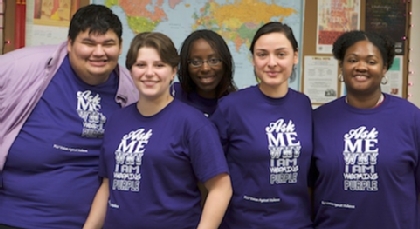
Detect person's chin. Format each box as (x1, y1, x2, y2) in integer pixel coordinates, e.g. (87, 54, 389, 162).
(198, 82, 217, 91)
(262, 78, 287, 87)
(88, 69, 110, 78)
(349, 82, 373, 90)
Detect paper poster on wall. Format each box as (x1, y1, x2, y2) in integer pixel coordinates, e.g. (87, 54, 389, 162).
(317, 0, 360, 54)
(33, 0, 78, 27)
(381, 56, 403, 97)
(26, 0, 79, 46)
(303, 56, 339, 104)
(365, 0, 407, 55)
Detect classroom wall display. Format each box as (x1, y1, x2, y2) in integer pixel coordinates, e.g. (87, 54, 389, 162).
(316, 0, 361, 54)
(365, 0, 408, 55)
(303, 55, 339, 104)
(33, 0, 77, 27)
(381, 56, 403, 97)
(91, 0, 305, 91)
(303, 0, 410, 101)
(25, 0, 89, 47)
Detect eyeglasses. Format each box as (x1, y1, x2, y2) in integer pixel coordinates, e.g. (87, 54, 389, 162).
(187, 58, 222, 68)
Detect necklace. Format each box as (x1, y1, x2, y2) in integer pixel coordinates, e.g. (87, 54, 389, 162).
(346, 94, 384, 108)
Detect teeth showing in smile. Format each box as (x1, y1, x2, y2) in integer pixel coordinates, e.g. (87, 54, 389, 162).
(199, 76, 215, 82)
(354, 75, 367, 81)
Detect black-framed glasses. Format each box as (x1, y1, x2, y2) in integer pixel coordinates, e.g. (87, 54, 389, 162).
(187, 58, 222, 68)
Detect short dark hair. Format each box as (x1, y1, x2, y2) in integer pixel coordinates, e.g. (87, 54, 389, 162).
(249, 22, 298, 54)
(178, 29, 237, 98)
(68, 4, 122, 43)
(125, 32, 179, 70)
(332, 30, 395, 70)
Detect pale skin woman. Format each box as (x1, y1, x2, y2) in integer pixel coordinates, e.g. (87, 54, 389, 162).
(83, 32, 231, 229)
(252, 29, 298, 97)
(250, 22, 316, 211)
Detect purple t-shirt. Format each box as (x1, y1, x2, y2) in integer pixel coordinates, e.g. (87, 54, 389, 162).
(173, 82, 217, 117)
(0, 55, 120, 228)
(211, 86, 313, 229)
(99, 100, 228, 229)
(312, 95, 420, 229)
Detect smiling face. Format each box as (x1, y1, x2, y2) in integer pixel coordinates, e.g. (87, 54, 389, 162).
(187, 39, 224, 98)
(252, 32, 298, 90)
(342, 40, 387, 95)
(131, 47, 176, 100)
(67, 29, 122, 85)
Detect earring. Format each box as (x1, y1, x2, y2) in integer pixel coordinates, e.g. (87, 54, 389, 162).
(170, 82, 175, 97)
(338, 74, 344, 82)
(289, 65, 297, 83)
(381, 76, 388, 85)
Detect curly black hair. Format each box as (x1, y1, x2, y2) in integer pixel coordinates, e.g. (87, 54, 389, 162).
(332, 30, 395, 70)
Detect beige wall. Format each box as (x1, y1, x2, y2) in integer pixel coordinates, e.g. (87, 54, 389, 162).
(408, 1, 420, 107)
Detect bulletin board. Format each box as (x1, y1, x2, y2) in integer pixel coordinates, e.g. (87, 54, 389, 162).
(301, 0, 409, 105)
(2, 0, 90, 54)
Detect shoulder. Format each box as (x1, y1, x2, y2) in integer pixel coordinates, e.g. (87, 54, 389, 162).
(117, 66, 138, 105)
(172, 100, 212, 128)
(313, 97, 344, 119)
(0, 42, 66, 68)
(172, 100, 208, 120)
(384, 94, 420, 119)
(217, 86, 256, 107)
(386, 94, 418, 110)
(108, 103, 136, 122)
(316, 96, 344, 110)
(287, 89, 312, 105)
(173, 82, 183, 92)
(0, 42, 68, 98)
(172, 82, 188, 101)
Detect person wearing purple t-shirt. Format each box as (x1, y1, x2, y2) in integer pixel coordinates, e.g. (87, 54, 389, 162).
(175, 29, 238, 207)
(83, 32, 232, 229)
(211, 22, 313, 229)
(175, 29, 237, 117)
(312, 30, 420, 229)
(0, 5, 137, 229)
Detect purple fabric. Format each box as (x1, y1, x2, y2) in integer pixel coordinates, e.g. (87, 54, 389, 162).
(173, 82, 217, 117)
(0, 42, 138, 173)
(211, 86, 313, 229)
(99, 100, 228, 228)
(312, 95, 420, 229)
(0, 55, 124, 228)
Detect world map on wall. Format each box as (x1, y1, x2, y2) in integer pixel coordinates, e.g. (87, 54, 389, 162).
(93, 0, 304, 90)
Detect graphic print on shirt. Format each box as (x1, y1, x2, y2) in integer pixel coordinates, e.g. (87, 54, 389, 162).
(112, 128, 153, 192)
(266, 119, 301, 184)
(77, 90, 106, 137)
(343, 126, 379, 191)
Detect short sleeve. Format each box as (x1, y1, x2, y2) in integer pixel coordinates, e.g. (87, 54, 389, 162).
(188, 122, 229, 184)
(210, 103, 230, 154)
